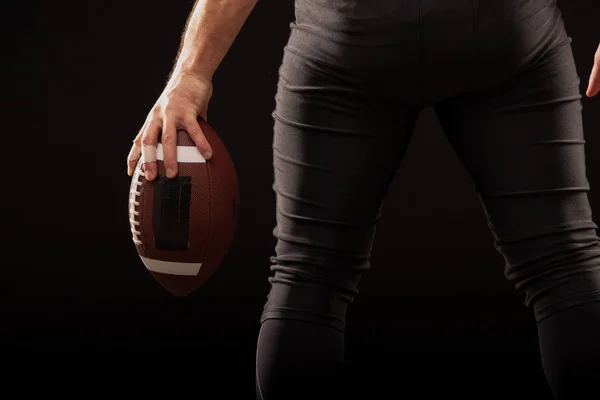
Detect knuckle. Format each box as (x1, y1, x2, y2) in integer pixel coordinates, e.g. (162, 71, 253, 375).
(163, 103, 178, 115)
(186, 123, 203, 136)
(140, 135, 155, 146)
(141, 124, 160, 145)
(187, 130, 202, 142)
(161, 132, 176, 145)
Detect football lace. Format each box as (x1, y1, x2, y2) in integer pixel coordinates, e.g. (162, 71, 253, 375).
(129, 167, 143, 245)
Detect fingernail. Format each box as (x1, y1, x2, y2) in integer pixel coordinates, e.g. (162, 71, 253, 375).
(203, 151, 212, 159)
(166, 168, 175, 178)
(145, 171, 151, 180)
(127, 167, 132, 176)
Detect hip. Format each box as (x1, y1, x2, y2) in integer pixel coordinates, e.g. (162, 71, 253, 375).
(285, 0, 573, 102)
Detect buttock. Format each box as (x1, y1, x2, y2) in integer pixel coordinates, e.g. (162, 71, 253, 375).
(289, 0, 571, 104)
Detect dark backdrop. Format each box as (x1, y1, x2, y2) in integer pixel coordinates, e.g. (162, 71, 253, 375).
(3, 0, 600, 398)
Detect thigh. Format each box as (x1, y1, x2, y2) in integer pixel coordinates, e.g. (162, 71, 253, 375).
(434, 36, 600, 322)
(261, 40, 421, 330)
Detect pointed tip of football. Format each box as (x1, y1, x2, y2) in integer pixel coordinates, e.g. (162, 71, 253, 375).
(149, 272, 202, 297)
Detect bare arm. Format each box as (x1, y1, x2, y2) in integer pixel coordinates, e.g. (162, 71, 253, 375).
(171, 0, 259, 81)
(128, 0, 258, 180)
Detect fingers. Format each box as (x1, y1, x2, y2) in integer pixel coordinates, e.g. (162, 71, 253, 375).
(129, 115, 212, 181)
(127, 121, 146, 176)
(127, 139, 142, 176)
(161, 121, 179, 179)
(185, 118, 213, 160)
(129, 97, 212, 180)
(587, 45, 600, 97)
(141, 121, 162, 181)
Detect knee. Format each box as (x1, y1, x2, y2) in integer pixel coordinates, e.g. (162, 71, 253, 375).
(499, 227, 600, 322)
(260, 279, 352, 332)
(481, 190, 600, 310)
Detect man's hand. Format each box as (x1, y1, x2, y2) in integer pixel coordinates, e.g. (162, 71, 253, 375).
(127, 72, 213, 181)
(587, 43, 600, 97)
(126, 0, 257, 180)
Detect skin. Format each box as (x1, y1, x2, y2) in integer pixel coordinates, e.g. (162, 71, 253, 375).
(127, 0, 258, 180)
(588, 44, 600, 97)
(127, 0, 600, 180)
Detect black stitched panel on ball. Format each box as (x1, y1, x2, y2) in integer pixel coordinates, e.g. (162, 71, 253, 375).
(152, 175, 192, 251)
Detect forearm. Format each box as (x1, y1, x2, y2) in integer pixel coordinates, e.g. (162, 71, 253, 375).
(171, 0, 258, 81)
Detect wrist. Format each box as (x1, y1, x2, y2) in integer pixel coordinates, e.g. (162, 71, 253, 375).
(168, 67, 213, 89)
(172, 60, 214, 82)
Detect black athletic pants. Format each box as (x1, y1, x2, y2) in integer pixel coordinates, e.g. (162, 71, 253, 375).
(256, 1, 600, 398)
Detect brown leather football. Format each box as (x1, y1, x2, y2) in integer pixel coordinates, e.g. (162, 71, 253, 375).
(128, 118, 239, 296)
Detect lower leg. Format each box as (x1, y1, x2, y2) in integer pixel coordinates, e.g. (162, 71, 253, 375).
(538, 301, 600, 399)
(255, 318, 345, 400)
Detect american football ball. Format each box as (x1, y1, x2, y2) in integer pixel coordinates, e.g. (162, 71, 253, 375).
(128, 118, 239, 296)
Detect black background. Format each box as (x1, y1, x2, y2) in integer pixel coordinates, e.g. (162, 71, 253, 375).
(3, 0, 600, 397)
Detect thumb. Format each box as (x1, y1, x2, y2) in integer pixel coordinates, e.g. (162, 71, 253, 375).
(587, 63, 600, 97)
(199, 108, 208, 122)
(587, 45, 600, 97)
